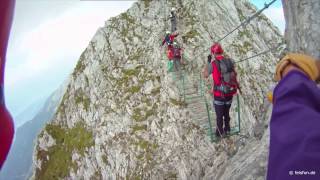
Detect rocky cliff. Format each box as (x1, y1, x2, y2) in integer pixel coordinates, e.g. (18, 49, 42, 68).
(32, 0, 283, 179)
(282, 0, 320, 59)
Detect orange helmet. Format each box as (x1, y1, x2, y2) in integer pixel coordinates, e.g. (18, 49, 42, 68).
(211, 43, 223, 54)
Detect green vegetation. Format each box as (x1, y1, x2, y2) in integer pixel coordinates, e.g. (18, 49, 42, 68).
(56, 90, 69, 116)
(132, 124, 148, 133)
(120, 27, 130, 39)
(236, 7, 245, 22)
(123, 68, 141, 77)
(133, 138, 158, 158)
(170, 98, 187, 107)
(120, 13, 135, 24)
(119, 12, 135, 42)
(131, 104, 157, 122)
(143, 0, 152, 9)
(102, 154, 108, 164)
(243, 41, 252, 51)
(132, 108, 143, 122)
(128, 49, 144, 62)
(84, 75, 89, 85)
(72, 52, 86, 78)
(75, 91, 90, 111)
(182, 30, 200, 43)
(135, 139, 151, 150)
(238, 29, 253, 39)
(230, 40, 252, 55)
(35, 122, 94, 180)
(167, 172, 178, 179)
(257, 14, 269, 22)
(93, 171, 103, 180)
(128, 85, 142, 94)
(115, 66, 142, 88)
(113, 65, 162, 97)
(151, 87, 161, 95)
(130, 137, 159, 179)
(180, 3, 197, 27)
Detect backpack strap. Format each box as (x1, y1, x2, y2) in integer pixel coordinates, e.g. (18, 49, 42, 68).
(222, 58, 234, 72)
(213, 60, 221, 75)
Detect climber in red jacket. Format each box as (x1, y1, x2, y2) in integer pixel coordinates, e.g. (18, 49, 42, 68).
(161, 31, 179, 47)
(204, 43, 240, 137)
(0, 0, 15, 169)
(166, 41, 184, 71)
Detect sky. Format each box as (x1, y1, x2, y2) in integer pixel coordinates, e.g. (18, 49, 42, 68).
(5, 0, 137, 117)
(5, 0, 285, 121)
(250, 0, 284, 33)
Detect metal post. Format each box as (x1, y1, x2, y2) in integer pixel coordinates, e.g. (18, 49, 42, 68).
(237, 94, 241, 133)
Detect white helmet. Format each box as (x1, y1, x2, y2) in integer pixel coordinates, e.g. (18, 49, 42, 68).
(171, 7, 176, 12)
(166, 31, 171, 34)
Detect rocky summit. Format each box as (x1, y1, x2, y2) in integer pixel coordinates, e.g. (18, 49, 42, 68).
(32, 0, 283, 179)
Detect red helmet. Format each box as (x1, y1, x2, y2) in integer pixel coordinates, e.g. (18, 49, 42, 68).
(211, 43, 223, 54)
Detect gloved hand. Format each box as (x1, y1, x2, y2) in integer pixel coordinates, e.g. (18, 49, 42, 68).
(275, 53, 319, 81)
(207, 54, 212, 63)
(266, 84, 276, 103)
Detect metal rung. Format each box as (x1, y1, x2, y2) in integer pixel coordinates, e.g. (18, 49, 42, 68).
(188, 103, 205, 108)
(189, 109, 206, 113)
(191, 115, 208, 120)
(185, 96, 202, 101)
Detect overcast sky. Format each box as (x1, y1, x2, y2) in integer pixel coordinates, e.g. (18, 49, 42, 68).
(5, 0, 285, 120)
(5, 0, 136, 117)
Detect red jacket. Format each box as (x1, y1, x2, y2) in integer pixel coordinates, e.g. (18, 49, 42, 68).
(167, 46, 174, 60)
(167, 46, 182, 60)
(0, 0, 15, 169)
(161, 33, 179, 46)
(211, 55, 237, 97)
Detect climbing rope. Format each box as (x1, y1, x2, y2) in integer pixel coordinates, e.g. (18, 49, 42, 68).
(235, 42, 283, 64)
(217, 0, 278, 42)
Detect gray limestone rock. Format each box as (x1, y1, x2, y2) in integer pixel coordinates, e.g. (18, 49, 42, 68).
(31, 0, 283, 179)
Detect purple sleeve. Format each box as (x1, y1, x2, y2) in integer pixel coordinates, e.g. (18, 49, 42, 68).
(267, 70, 320, 180)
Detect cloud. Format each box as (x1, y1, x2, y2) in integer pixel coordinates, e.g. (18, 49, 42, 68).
(6, 1, 135, 87)
(5, 1, 135, 116)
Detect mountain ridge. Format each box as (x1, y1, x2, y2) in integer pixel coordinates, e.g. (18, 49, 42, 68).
(32, 0, 282, 179)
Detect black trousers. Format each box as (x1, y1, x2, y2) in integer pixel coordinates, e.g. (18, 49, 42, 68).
(213, 96, 233, 136)
(171, 18, 177, 32)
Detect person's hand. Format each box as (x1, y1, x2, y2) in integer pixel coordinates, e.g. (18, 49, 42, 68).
(275, 53, 319, 81)
(267, 91, 273, 103)
(207, 54, 212, 63)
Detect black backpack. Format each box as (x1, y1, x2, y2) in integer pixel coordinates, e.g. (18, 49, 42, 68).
(214, 58, 238, 94)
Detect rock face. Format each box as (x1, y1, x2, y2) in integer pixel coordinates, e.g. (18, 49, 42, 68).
(282, 0, 320, 59)
(32, 0, 283, 179)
